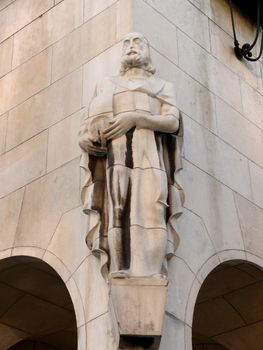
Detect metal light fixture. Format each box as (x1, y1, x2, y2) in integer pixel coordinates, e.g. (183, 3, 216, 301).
(229, 0, 263, 61)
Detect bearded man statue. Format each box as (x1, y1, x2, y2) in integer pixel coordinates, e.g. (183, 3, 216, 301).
(79, 32, 184, 279)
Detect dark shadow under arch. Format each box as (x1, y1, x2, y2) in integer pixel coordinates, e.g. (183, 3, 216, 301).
(0, 256, 77, 350)
(192, 259, 263, 350)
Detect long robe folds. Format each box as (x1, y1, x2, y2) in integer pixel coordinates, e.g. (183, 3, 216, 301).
(79, 75, 184, 278)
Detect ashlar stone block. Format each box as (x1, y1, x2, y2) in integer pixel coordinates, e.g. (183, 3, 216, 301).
(0, 188, 24, 250)
(47, 206, 89, 274)
(0, 113, 7, 154)
(150, 49, 217, 133)
(72, 255, 109, 323)
(144, 0, 210, 50)
(47, 109, 83, 172)
(178, 30, 242, 113)
(52, 5, 116, 82)
(241, 80, 263, 130)
(210, 21, 262, 93)
(12, 0, 83, 68)
(175, 209, 216, 274)
(0, 36, 13, 78)
(84, 0, 117, 22)
(132, 0, 178, 65)
(83, 42, 121, 106)
(14, 158, 80, 249)
(166, 256, 195, 322)
(6, 68, 82, 151)
(0, 48, 52, 116)
(0, 0, 53, 44)
(216, 98, 263, 168)
(0, 0, 15, 11)
(249, 161, 263, 209)
(183, 160, 245, 252)
(0, 132, 47, 198)
(235, 193, 263, 258)
(184, 115, 252, 200)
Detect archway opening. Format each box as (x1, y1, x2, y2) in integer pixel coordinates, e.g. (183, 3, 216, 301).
(0, 256, 77, 350)
(192, 260, 263, 350)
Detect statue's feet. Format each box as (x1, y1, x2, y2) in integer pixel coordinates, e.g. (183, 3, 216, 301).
(110, 270, 130, 279)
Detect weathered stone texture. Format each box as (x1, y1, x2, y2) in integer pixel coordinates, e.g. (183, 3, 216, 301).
(0, 0, 54, 43)
(14, 158, 80, 250)
(0, 132, 48, 198)
(0, 37, 13, 78)
(12, 0, 84, 68)
(6, 68, 82, 151)
(52, 4, 116, 81)
(0, 48, 52, 116)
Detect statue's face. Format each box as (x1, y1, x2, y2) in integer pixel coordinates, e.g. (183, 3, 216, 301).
(121, 33, 150, 69)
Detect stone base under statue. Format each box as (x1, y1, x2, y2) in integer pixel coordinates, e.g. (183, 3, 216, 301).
(109, 277, 168, 349)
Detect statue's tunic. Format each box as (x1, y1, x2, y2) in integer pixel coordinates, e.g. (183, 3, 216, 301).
(80, 75, 184, 277)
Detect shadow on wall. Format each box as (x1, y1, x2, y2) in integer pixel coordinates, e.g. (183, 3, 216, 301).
(0, 256, 77, 350)
(192, 260, 263, 350)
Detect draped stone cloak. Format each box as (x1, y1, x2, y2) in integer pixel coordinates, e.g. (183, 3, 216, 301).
(79, 74, 184, 278)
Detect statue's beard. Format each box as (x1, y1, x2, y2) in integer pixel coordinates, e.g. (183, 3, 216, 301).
(121, 52, 149, 70)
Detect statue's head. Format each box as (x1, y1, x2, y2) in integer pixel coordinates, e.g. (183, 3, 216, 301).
(120, 32, 156, 75)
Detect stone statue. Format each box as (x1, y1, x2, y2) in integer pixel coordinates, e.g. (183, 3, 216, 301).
(79, 32, 184, 279)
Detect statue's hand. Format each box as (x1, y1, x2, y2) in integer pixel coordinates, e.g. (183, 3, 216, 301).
(103, 112, 138, 140)
(79, 134, 107, 157)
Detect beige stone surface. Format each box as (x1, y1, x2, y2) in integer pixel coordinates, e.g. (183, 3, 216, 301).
(184, 116, 252, 200)
(0, 188, 24, 250)
(110, 277, 167, 336)
(235, 193, 263, 258)
(210, 21, 262, 92)
(178, 30, 242, 113)
(0, 0, 53, 44)
(166, 256, 195, 321)
(132, 0, 178, 65)
(83, 42, 121, 106)
(0, 113, 7, 154)
(216, 98, 263, 168)
(47, 110, 83, 172)
(145, 0, 210, 50)
(0, 37, 13, 78)
(116, 0, 133, 40)
(12, 246, 44, 259)
(0, 48, 52, 116)
(0, 132, 47, 198)
(6, 68, 82, 151)
(84, 0, 117, 22)
(86, 312, 117, 350)
(72, 255, 109, 322)
(183, 160, 245, 252)
(12, 0, 83, 68)
(241, 80, 263, 130)
(14, 158, 80, 249)
(52, 5, 116, 82)
(185, 276, 201, 326)
(250, 161, 263, 208)
(47, 206, 89, 273)
(66, 277, 86, 327)
(176, 209, 216, 274)
(160, 315, 185, 350)
(151, 49, 217, 133)
(43, 250, 71, 282)
(0, 0, 15, 11)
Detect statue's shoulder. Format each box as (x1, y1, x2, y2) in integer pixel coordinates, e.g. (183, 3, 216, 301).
(96, 76, 115, 93)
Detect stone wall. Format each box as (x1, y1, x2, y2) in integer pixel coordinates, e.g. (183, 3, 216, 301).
(0, 0, 263, 349)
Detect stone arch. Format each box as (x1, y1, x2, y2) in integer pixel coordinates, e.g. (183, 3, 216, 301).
(191, 252, 263, 350)
(0, 254, 80, 350)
